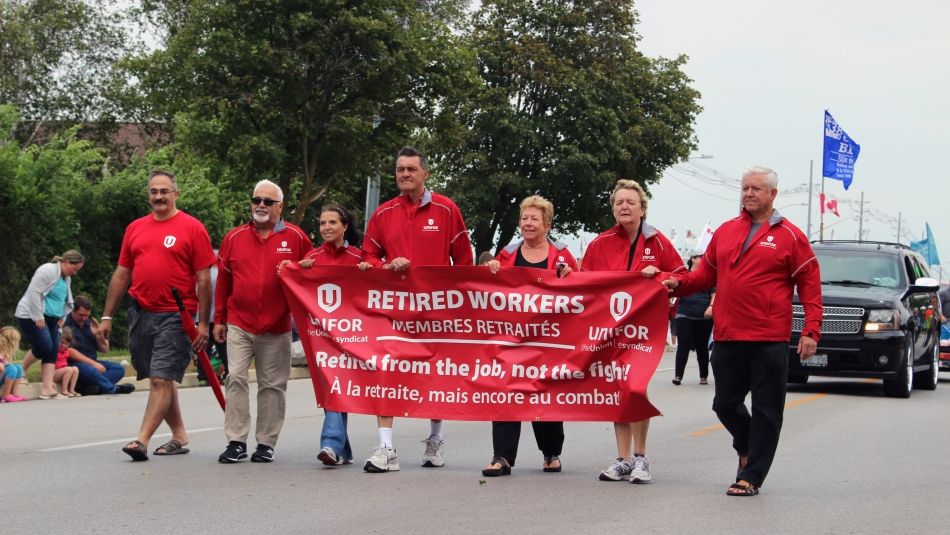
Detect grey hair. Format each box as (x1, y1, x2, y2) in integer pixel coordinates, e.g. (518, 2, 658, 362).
(742, 165, 778, 189)
(254, 179, 284, 201)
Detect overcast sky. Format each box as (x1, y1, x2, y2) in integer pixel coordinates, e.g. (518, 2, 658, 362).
(619, 0, 949, 277)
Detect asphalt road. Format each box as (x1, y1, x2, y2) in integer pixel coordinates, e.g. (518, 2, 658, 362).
(3, 351, 949, 534)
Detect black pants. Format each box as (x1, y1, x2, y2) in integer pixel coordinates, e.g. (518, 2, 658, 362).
(491, 421, 564, 466)
(674, 317, 713, 379)
(711, 341, 788, 488)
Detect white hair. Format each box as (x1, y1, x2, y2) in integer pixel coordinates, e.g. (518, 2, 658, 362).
(254, 179, 284, 201)
(742, 165, 778, 190)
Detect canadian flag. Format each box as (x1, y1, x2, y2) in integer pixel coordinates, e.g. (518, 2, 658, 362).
(819, 193, 840, 217)
(686, 229, 695, 239)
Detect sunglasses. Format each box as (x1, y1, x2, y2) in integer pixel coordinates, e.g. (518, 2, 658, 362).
(251, 197, 280, 207)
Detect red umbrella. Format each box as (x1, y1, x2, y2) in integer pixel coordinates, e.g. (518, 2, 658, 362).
(172, 288, 226, 410)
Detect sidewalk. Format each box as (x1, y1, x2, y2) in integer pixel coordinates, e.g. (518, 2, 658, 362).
(16, 365, 312, 400)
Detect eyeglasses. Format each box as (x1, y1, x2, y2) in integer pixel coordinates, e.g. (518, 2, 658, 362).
(251, 197, 280, 207)
(148, 188, 177, 196)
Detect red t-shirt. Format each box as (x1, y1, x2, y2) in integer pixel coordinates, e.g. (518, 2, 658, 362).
(118, 211, 216, 313)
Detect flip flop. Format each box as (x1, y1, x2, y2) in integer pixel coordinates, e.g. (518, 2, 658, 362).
(543, 455, 562, 473)
(727, 482, 759, 496)
(122, 440, 149, 461)
(154, 439, 190, 456)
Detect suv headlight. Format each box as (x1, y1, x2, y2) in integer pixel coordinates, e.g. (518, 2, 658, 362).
(865, 309, 899, 331)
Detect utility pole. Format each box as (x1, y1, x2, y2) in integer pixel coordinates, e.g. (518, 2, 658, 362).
(857, 191, 865, 242)
(896, 212, 902, 244)
(806, 160, 813, 239)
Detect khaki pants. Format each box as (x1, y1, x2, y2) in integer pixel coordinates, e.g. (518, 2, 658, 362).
(224, 325, 292, 447)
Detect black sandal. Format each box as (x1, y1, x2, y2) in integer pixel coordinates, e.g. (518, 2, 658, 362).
(543, 455, 561, 473)
(482, 457, 511, 477)
(727, 482, 759, 496)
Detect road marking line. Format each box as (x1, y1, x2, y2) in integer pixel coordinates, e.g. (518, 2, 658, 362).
(37, 426, 222, 452)
(689, 393, 828, 436)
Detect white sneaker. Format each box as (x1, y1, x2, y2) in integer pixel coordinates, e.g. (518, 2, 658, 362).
(317, 447, 339, 466)
(363, 447, 399, 472)
(630, 455, 652, 483)
(421, 435, 445, 467)
(598, 458, 633, 481)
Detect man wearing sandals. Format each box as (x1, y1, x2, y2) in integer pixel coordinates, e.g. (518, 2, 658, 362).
(663, 166, 821, 496)
(100, 170, 216, 461)
(213, 180, 312, 463)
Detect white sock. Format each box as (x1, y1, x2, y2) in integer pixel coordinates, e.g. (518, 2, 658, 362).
(429, 420, 443, 439)
(378, 427, 393, 449)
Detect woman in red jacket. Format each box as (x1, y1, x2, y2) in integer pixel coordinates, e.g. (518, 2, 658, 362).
(582, 180, 686, 484)
(280, 204, 363, 466)
(481, 195, 577, 476)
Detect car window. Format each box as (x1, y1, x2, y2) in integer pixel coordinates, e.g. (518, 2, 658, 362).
(911, 256, 931, 279)
(816, 250, 904, 288)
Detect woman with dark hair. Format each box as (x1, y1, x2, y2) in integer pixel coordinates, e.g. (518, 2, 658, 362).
(481, 195, 576, 476)
(280, 204, 362, 466)
(672, 253, 715, 385)
(15, 250, 84, 399)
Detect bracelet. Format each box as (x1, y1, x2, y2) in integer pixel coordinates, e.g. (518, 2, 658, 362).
(101, 316, 112, 320)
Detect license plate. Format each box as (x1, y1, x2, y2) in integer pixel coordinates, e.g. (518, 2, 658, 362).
(802, 354, 828, 367)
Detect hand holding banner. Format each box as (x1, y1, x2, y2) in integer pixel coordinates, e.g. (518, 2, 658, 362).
(280, 264, 670, 423)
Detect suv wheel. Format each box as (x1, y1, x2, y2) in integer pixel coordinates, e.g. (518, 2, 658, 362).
(913, 341, 939, 391)
(883, 343, 913, 398)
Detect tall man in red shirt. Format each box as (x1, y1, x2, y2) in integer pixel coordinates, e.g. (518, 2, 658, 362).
(664, 166, 822, 496)
(359, 146, 474, 472)
(213, 180, 312, 463)
(101, 170, 217, 461)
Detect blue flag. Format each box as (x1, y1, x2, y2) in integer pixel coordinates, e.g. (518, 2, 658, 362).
(823, 110, 861, 190)
(910, 223, 941, 266)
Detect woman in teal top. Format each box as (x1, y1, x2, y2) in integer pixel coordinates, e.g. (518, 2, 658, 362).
(15, 250, 84, 399)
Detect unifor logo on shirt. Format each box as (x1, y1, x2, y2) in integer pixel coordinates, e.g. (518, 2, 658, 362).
(758, 235, 777, 249)
(641, 246, 655, 261)
(163, 235, 176, 248)
(609, 291, 633, 322)
(422, 217, 440, 232)
(276, 239, 293, 254)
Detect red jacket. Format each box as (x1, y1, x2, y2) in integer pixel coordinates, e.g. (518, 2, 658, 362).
(495, 239, 579, 270)
(581, 223, 686, 274)
(303, 241, 363, 266)
(673, 210, 822, 343)
(363, 190, 474, 267)
(215, 220, 313, 335)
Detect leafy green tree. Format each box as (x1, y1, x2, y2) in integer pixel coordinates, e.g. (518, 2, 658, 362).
(0, 0, 133, 125)
(123, 0, 472, 231)
(437, 0, 701, 253)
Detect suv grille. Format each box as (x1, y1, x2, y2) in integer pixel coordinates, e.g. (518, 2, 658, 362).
(792, 305, 864, 335)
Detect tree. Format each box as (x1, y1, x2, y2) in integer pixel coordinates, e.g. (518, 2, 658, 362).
(0, 0, 133, 127)
(436, 0, 701, 254)
(124, 0, 473, 230)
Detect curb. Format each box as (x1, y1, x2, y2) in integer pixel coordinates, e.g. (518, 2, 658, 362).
(14, 365, 311, 401)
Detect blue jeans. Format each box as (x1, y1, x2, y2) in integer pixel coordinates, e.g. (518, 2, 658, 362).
(17, 315, 60, 364)
(74, 360, 125, 394)
(321, 411, 352, 461)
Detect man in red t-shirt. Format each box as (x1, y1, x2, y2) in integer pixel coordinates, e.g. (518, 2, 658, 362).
(100, 170, 216, 461)
(358, 146, 474, 473)
(213, 180, 312, 464)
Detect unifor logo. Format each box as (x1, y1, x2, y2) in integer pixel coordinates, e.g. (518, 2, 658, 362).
(644, 247, 651, 255)
(767, 235, 774, 243)
(609, 291, 633, 322)
(428, 218, 434, 225)
(317, 283, 342, 314)
(281, 241, 288, 247)
(163, 235, 176, 248)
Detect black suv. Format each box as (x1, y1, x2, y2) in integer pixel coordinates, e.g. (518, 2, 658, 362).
(788, 241, 941, 398)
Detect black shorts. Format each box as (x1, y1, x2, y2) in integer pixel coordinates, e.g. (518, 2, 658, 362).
(128, 302, 192, 382)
